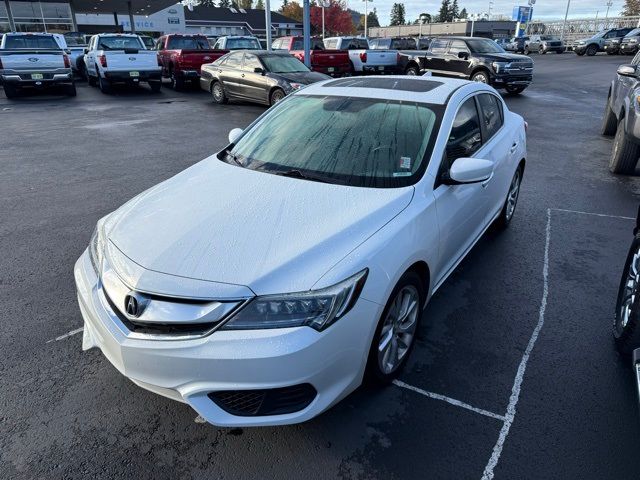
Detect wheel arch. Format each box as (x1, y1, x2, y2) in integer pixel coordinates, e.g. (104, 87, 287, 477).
(470, 65, 491, 79)
(405, 261, 431, 305)
(405, 60, 420, 73)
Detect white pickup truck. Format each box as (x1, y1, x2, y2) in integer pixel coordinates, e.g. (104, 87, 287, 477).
(84, 34, 161, 93)
(0, 32, 75, 98)
(323, 36, 400, 74)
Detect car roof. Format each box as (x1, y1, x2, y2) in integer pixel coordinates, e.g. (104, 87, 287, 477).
(294, 75, 475, 105)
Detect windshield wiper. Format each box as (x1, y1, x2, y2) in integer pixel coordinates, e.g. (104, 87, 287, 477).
(273, 169, 332, 184)
(225, 151, 243, 167)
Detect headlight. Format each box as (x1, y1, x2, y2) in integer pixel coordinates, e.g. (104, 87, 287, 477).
(578, 41, 586, 45)
(221, 269, 368, 331)
(89, 219, 106, 274)
(289, 82, 304, 90)
(631, 38, 638, 43)
(492, 61, 510, 72)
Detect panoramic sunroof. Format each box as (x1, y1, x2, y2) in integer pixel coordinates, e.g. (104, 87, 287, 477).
(323, 77, 443, 93)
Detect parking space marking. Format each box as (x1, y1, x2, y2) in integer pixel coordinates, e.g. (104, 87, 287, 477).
(393, 380, 506, 421)
(551, 207, 634, 221)
(46, 326, 84, 344)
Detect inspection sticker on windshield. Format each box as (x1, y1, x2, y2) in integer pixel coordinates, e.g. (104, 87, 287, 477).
(399, 156, 412, 170)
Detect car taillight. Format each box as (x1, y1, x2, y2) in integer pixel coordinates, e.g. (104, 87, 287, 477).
(359, 52, 367, 63)
(98, 55, 107, 68)
(63, 54, 70, 68)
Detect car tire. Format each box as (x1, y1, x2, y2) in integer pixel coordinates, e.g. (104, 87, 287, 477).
(365, 270, 425, 384)
(149, 81, 161, 93)
(87, 67, 97, 87)
(609, 118, 640, 174)
(170, 68, 184, 91)
(66, 83, 77, 97)
(601, 98, 618, 136)
(98, 74, 111, 94)
(505, 85, 527, 95)
(576, 50, 585, 56)
(494, 166, 523, 229)
(211, 81, 228, 104)
(269, 88, 285, 106)
(3, 84, 18, 99)
(614, 235, 640, 357)
(471, 70, 490, 84)
(586, 44, 598, 56)
(405, 65, 419, 76)
(539, 46, 546, 54)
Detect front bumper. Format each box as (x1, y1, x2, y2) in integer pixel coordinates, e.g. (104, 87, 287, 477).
(104, 69, 161, 83)
(572, 45, 588, 54)
(1, 68, 73, 87)
(542, 45, 565, 53)
(492, 73, 533, 89)
(604, 43, 621, 53)
(74, 250, 381, 427)
(361, 65, 400, 75)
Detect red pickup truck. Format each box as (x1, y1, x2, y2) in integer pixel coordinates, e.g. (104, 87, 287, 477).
(156, 34, 227, 90)
(272, 36, 351, 77)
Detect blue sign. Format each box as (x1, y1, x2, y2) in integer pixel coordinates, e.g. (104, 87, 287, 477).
(512, 6, 532, 23)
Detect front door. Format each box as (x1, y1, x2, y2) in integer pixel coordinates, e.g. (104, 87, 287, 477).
(445, 40, 472, 78)
(239, 52, 269, 103)
(424, 38, 450, 75)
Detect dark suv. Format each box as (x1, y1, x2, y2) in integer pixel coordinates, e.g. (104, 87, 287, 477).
(620, 28, 640, 55)
(418, 36, 533, 94)
(602, 51, 640, 174)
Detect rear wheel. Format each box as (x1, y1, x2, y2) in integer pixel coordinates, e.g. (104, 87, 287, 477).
(366, 271, 424, 383)
(66, 83, 77, 97)
(505, 85, 527, 95)
(609, 118, 640, 174)
(169, 68, 184, 91)
(211, 81, 228, 104)
(614, 236, 640, 357)
(586, 44, 598, 56)
(3, 84, 18, 99)
(539, 46, 546, 54)
(601, 97, 618, 136)
(269, 88, 285, 106)
(98, 74, 111, 94)
(405, 65, 419, 76)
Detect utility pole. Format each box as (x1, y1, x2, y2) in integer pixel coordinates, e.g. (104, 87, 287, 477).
(605, 0, 613, 20)
(362, 0, 372, 38)
(303, 0, 310, 67)
(561, 0, 571, 42)
(265, 0, 272, 50)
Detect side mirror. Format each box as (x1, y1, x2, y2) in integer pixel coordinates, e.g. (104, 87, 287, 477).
(228, 127, 243, 144)
(617, 64, 638, 77)
(458, 51, 469, 60)
(447, 157, 494, 184)
(83, 48, 89, 54)
(254, 67, 264, 75)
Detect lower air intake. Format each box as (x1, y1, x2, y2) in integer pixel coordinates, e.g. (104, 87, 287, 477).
(208, 383, 317, 416)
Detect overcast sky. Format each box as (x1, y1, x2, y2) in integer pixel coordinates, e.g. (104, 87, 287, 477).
(271, 0, 624, 27)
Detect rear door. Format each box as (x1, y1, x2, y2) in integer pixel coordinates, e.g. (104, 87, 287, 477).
(218, 51, 243, 97)
(424, 38, 450, 74)
(238, 52, 269, 103)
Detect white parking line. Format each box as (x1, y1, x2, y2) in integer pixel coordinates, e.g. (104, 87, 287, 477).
(551, 207, 635, 220)
(46, 326, 84, 343)
(393, 380, 506, 421)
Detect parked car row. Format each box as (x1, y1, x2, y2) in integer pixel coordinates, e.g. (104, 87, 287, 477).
(503, 35, 566, 55)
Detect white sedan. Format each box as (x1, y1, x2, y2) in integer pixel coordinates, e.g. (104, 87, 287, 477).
(74, 76, 527, 426)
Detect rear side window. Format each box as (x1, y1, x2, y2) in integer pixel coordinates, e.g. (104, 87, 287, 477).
(446, 97, 482, 163)
(4, 35, 59, 49)
(477, 94, 504, 142)
(430, 39, 449, 54)
(292, 39, 303, 50)
(225, 52, 242, 68)
(324, 38, 338, 49)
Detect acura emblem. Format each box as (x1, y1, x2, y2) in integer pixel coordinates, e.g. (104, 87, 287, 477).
(128, 57, 136, 61)
(28, 57, 38, 62)
(124, 294, 141, 317)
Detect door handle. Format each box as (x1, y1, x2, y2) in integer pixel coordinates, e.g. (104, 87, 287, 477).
(510, 142, 518, 154)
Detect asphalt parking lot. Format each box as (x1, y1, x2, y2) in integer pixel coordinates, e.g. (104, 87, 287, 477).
(2, 53, 640, 479)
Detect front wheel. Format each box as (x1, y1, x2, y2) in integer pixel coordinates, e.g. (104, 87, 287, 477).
(505, 85, 527, 95)
(495, 166, 522, 229)
(586, 44, 598, 56)
(576, 50, 586, 56)
(405, 65, 419, 76)
(601, 98, 617, 136)
(539, 46, 546, 54)
(609, 118, 640, 174)
(614, 236, 640, 357)
(471, 70, 490, 84)
(365, 271, 425, 384)
(269, 88, 285, 106)
(170, 69, 184, 91)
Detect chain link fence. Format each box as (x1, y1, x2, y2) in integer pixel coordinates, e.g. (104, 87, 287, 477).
(528, 16, 640, 44)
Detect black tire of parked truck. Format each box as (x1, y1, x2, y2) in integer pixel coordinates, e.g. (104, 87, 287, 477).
(614, 235, 640, 357)
(3, 84, 18, 99)
(405, 65, 420, 76)
(609, 118, 640, 174)
(66, 83, 77, 97)
(149, 81, 161, 93)
(98, 75, 112, 94)
(87, 67, 97, 86)
(586, 44, 599, 56)
(601, 98, 618, 136)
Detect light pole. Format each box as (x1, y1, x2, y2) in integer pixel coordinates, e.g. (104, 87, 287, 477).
(320, 0, 329, 40)
(265, 0, 272, 50)
(605, 0, 613, 20)
(419, 14, 428, 38)
(560, 0, 571, 42)
(362, 0, 372, 38)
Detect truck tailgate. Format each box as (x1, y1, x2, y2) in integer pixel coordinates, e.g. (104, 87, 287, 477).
(0, 49, 65, 70)
(310, 49, 350, 67)
(363, 50, 398, 66)
(105, 50, 159, 71)
(177, 50, 225, 70)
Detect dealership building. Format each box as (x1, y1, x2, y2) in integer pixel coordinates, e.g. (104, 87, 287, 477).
(0, 1, 301, 38)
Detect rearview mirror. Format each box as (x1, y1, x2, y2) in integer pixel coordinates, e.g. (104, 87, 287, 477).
(254, 67, 264, 75)
(617, 64, 638, 77)
(448, 157, 494, 184)
(228, 128, 243, 144)
(458, 51, 469, 60)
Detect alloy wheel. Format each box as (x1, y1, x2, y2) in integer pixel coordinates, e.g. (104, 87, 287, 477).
(618, 247, 640, 334)
(212, 83, 223, 102)
(377, 285, 419, 375)
(472, 72, 488, 83)
(505, 169, 521, 221)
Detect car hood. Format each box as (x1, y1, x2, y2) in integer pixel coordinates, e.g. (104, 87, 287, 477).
(478, 52, 532, 62)
(107, 156, 414, 296)
(270, 70, 330, 84)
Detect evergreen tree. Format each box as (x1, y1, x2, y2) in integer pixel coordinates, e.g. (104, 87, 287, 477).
(451, 0, 459, 19)
(255, 0, 265, 9)
(437, 0, 451, 22)
(389, 3, 406, 26)
(367, 8, 380, 28)
(218, 0, 232, 7)
(459, 7, 467, 19)
(622, 0, 640, 15)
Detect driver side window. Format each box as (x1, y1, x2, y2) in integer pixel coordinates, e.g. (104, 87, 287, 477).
(445, 97, 482, 164)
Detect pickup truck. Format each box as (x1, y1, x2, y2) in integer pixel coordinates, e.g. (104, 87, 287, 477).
(406, 36, 533, 94)
(62, 32, 88, 76)
(156, 34, 226, 90)
(0, 32, 75, 98)
(323, 36, 400, 74)
(84, 33, 161, 94)
(211, 36, 261, 51)
(272, 36, 351, 77)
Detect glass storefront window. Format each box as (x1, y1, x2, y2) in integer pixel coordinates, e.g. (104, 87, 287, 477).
(8, 2, 73, 33)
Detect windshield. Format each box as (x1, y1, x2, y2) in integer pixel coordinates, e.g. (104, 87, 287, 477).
(226, 38, 260, 49)
(167, 36, 209, 49)
(5, 35, 59, 49)
(626, 28, 640, 37)
(262, 55, 309, 73)
(467, 38, 505, 53)
(141, 37, 155, 48)
(540, 36, 556, 41)
(98, 36, 143, 50)
(292, 38, 325, 50)
(224, 95, 441, 188)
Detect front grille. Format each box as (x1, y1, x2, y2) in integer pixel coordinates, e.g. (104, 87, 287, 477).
(208, 384, 317, 416)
